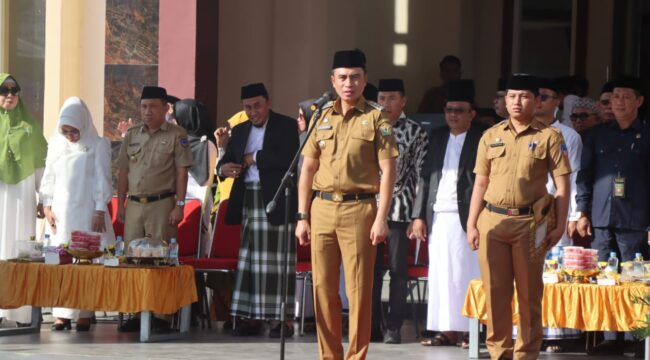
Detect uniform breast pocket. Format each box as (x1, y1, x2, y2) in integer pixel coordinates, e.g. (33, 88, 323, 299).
(524, 145, 548, 177)
(486, 146, 507, 174)
(153, 139, 174, 165)
(315, 130, 335, 156)
(350, 126, 376, 158)
(126, 146, 143, 164)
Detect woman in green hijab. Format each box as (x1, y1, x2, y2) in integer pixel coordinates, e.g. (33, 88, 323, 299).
(0, 73, 48, 324)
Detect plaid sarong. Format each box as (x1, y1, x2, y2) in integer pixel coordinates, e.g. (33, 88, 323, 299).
(230, 182, 296, 320)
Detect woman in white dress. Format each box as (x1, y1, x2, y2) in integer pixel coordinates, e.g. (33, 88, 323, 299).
(0, 73, 48, 325)
(40, 97, 115, 331)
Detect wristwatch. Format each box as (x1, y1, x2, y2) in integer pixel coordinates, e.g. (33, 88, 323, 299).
(176, 200, 186, 207)
(295, 212, 309, 221)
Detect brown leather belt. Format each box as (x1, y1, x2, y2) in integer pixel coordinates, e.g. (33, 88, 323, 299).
(314, 191, 376, 202)
(128, 192, 175, 204)
(485, 203, 533, 216)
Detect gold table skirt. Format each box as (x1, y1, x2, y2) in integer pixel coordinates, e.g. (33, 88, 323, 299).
(462, 278, 649, 331)
(0, 261, 197, 315)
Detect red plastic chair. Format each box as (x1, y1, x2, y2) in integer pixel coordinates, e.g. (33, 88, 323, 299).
(407, 238, 429, 338)
(180, 199, 242, 329)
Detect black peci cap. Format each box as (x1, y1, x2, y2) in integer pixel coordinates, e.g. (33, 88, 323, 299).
(141, 86, 168, 100)
(332, 49, 366, 70)
(446, 79, 475, 103)
(506, 74, 539, 95)
(378, 78, 405, 94)
(240, 83, 268, 100)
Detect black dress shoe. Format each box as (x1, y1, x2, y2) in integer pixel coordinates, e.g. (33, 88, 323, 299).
(76, 322, 91, 332)
(269, 323, 294, 338)
(117, 318, 140, 332)
(51, 319, 71, 331)
(384, 328, 401, 344)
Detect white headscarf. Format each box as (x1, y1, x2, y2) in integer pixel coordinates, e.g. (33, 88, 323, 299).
(48, 97, 101, 156)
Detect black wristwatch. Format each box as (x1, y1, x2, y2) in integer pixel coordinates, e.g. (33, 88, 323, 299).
(295, 212, 309, 221)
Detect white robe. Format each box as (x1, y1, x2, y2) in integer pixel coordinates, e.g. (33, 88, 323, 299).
(545, 120, 583, 246)
(0, 170, 42, 323)
(39, 97, 115, 320)
(426, 132, 480, 332)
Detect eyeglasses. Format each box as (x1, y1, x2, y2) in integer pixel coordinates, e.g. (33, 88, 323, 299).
(444, 107, 470, 115)
(540, 94, 557, 102)
(600, 99, 611, 106)
(0, 86, 20, 96)
(570, 112, 594, 121)
(60, 129, 80, 136)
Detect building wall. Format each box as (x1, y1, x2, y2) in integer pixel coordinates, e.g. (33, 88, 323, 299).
(216, 0, 503, 125)
(43, 0, 105, 138)
(585, 0, 614, 98)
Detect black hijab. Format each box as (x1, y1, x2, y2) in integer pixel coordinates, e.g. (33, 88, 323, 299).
(174, 99, 215, 186)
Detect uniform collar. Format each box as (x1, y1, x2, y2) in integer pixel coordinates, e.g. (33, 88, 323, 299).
(140, 120, 170, 133)
(501, 118, 546, 133)
(609, 118, 642, 131)
(333, 96, 366, 115)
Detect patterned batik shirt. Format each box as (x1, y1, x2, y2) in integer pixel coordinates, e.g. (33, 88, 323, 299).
(388, 113, 429, 222)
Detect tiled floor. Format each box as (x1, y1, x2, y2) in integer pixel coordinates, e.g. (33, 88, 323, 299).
(0, 316, 634, 360)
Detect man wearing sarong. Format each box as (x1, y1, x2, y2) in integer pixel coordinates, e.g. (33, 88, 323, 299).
(217, 83, 300, 337)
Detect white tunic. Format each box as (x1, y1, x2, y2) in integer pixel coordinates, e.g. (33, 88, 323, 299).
(0, 171, 41, 323)
(243, 121, 267, 183)
(427, 132, 480, 332)
(546, 120, 583, 246)
(39, 98, 115, 320)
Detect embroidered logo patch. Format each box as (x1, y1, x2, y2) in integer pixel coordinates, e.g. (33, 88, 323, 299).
(379, 124, 392, 136)
(560, 143, 568, 155)
(180, 138, 189, 147)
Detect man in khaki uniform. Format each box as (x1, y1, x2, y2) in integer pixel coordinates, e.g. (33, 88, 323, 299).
(117, 86, 193, 244)
(296, 49, 398, 360)
(466, 75, 571, 360)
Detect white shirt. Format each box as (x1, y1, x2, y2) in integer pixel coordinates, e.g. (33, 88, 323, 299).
(546, 120, 583, 221)
(244, 120, 267, 183)
(433, 131, 467, 213)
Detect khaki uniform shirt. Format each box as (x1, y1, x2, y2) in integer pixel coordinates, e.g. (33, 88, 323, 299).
(474, 119, 571, 207)
(302, 97, 399, 194)
(117, 121, 193, 196)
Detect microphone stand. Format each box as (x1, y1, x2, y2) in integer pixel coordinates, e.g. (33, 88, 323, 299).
(266, 105, 324, 360)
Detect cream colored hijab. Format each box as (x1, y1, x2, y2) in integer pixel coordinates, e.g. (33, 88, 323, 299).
(48, 97, 101, 155)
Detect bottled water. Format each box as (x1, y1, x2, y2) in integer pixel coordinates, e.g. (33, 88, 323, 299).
(115, 236, 124, 256)
(633, 252, 644, 277)
(169, 238, 179, 266)
(606, 252, 619, 273)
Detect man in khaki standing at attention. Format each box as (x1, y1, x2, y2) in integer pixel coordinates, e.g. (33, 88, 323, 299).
(117, 86, 193, 245)
(296, 49, 398, 360)
(466, 74, 571, 360)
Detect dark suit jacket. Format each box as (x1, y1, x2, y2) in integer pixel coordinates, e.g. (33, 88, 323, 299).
(411, 124, 485, 231)
(216, 111, 299, 226)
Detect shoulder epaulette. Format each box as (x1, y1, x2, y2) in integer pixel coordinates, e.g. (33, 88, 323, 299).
(126, 124, 143, 133)
(321, 101, 334, 110)
(366, 100, 384, 111)
(495, 119, 508, 127)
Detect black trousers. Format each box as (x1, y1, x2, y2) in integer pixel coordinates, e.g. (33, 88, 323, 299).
(371, 221, 409, 332)
(592, 227, 648, 262)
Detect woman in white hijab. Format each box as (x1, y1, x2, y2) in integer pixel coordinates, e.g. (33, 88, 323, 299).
(39, 97, 115, 331)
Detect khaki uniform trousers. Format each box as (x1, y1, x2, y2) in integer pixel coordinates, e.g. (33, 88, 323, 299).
(124, 197, 177, 244)
(477, 209, 545, 360)
(311, 197, 377, 360)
